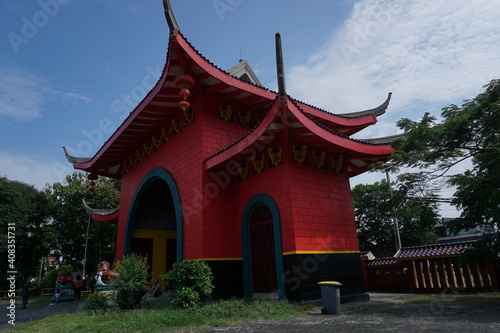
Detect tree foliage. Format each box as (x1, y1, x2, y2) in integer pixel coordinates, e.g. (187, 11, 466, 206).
(0, 172, 120, 289)
(0, 177, 52, 287)
(383, 79, 500, 233)
(353, 175, 439, 257)
(45, 172, 120, 275)
(375, 79, 500, 259)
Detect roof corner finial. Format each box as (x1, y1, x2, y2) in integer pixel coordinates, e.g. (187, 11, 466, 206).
(275, 33, 287, 106)
(163, 0, 180, 33)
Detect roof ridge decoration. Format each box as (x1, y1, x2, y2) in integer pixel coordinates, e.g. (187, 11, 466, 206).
(63, 146, 92, 163)
(82, 199, 119, 216)
(163, 0, 180, 33)
(339, 92, 392, 118)
(358, 133, 405, 145)
(275, 33, 287, 106)
(285, 98, 395, 155)
(290, 98, 398, 148)
(64, 4, 398, 179)
(292, 92, 392, 119)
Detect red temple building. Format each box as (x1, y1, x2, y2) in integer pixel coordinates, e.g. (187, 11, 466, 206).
(65, 1, 399, 303)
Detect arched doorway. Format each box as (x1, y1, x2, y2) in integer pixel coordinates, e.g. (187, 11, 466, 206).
(124, 168, 183, 282)
(242, 194, 285, 299)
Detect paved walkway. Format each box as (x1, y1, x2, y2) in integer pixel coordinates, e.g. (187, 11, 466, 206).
(1, 298, 84, 331)
(197, 293, 500, 333)
(2, 293, 499, 332)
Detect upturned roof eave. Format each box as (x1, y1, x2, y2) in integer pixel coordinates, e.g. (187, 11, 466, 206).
(203, 98, 282, 170)
(66, 29, 395, 177)
(297, 101, 377, 130)
(358, 133, 405, 145)
(174, 32, 276, 100)
(204, 96, 395, 170)
(67, 36, 177, 175)
(294, 92, 392, 135)
(297, 92, 391, 120)
(67, 30, 277, 176)
(287, 98, 395, 156)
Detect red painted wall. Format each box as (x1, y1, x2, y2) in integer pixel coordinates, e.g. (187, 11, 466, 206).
(115, 100, 204, 260)
(115, 92, 360, 262)
(234, 161, 359, 255)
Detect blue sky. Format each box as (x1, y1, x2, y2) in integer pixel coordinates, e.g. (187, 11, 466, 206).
(1, 0, 500, 217)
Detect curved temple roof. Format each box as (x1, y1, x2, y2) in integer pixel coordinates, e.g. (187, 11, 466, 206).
(64, 3, 400, 179)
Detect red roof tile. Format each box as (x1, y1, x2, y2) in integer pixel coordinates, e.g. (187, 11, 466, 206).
(366, 258, 402, 267)
(393, 241, 476, 260)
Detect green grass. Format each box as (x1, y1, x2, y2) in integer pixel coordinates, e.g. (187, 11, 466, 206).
(5, 299, 312, 333)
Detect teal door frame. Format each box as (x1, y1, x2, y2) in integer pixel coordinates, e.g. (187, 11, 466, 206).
(124, 168, 183, 263)
(242, 193, 285, 300)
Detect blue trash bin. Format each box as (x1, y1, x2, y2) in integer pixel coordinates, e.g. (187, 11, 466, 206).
(318, 281, 342, 314)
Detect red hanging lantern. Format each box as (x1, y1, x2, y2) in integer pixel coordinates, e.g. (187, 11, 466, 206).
(179, 100, 190, 110)
(89, 187, 95, 192)
(89, 181, 96, 186)
(174, 74, 194, 90)
(179, 88, 191, 100)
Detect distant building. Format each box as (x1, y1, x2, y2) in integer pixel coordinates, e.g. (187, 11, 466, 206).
(436, 218, 496, 243)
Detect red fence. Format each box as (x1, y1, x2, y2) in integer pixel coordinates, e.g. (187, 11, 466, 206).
(362, 242, 499, 293)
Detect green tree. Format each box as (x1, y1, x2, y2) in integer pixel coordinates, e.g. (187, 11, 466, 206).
(45, 172, 120, 276)
(353, 175, 439, 257)
(0, 177, 53, 288)
(384, 79, 500, 235)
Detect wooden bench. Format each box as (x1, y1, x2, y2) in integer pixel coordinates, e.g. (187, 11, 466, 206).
(40, 288, 55, 299)
(0, 290, 20, 299)
(40, 286, 91, 300)
(82, 286, 91, 295)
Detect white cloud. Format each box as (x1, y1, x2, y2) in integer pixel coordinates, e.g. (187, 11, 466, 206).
(0, 67, 92, 122)
(0, 151, 73, 190)
(288, 0, 500, 126)
(0, 68, 45, 121)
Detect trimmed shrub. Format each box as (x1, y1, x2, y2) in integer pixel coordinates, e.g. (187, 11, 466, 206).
(85, 293, 108, 313)
(116, 253, 149, 310)
(161, 259, 214, 309)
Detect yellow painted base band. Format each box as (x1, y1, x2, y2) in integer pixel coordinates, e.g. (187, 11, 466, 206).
(282, 250, 360, 256)
(193, 258, 242, 261)
(191, 252, 360, 260)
